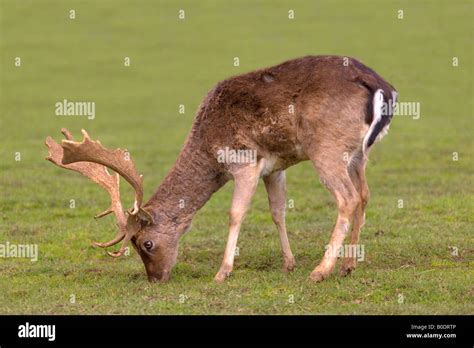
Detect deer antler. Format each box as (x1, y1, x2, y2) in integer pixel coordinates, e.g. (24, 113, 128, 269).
(61, 129, 143, 215)
(45, 128, 143, 257)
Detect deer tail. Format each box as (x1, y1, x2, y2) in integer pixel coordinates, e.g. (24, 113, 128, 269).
(362, 88, 398, 156)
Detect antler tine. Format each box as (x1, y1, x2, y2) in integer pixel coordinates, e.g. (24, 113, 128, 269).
(105, 215, 139, 257)
(61, 129, 143, 215)
(61, 127, 74, 141)
(45, 129, 136, 256)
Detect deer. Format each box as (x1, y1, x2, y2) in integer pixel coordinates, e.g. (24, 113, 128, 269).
(45, 55, 397, 283)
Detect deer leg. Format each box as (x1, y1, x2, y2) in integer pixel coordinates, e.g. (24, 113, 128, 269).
(263, 171, 295, 272)
(309, 163, 360, 282)
(340, 160, 369, 276)
(214, 162, 263, 283)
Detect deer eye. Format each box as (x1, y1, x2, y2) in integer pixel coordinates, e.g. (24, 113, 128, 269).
(143, 240, 154, 251)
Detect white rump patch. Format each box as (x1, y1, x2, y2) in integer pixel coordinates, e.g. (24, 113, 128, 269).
(362, 89, 384, 155)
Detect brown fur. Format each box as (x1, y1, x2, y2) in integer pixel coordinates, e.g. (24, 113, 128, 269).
(48, 55, 397, 283)
(132, 55, 397, 282)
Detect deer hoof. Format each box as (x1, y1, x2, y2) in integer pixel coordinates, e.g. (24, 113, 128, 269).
(309, 270, 327, 282)
(339, 262, 356, 277)
(214, 268, 232, 283)
(283, 257, 296, 273)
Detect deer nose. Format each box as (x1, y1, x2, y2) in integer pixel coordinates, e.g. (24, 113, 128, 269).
(148, 271, 170, 283)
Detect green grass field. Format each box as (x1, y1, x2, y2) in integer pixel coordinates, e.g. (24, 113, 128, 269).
(0, 0, 472, 314)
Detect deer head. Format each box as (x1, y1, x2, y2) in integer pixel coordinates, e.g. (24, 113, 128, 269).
(45, 128, 178, 282)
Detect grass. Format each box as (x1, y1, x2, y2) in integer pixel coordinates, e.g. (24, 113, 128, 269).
(0, 0, 473, 314)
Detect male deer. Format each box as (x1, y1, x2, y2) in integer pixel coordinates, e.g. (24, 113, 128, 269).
(45, 56, 397, 283)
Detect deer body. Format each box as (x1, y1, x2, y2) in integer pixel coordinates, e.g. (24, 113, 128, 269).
(46, 55, 397, 283)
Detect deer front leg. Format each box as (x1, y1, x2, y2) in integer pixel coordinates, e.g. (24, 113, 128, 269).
(263, 171, 295, 272)
(310, 164, 359, 282)
(214, 162, 263, 283)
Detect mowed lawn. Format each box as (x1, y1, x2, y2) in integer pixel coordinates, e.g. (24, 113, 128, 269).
(0, 0, 472, 314)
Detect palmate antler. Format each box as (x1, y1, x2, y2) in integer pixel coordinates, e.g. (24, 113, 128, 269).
(45, 128, 145, 257)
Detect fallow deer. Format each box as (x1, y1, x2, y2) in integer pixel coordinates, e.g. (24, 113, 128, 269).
(45, 56, 397, 283)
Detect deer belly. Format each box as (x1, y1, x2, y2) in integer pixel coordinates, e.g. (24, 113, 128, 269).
(260, 145, 307, 176)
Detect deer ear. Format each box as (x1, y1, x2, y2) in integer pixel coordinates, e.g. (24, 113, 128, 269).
(136, 208, 155, 226)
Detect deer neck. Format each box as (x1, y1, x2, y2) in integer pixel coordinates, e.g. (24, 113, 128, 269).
(144, 133, 226, 237)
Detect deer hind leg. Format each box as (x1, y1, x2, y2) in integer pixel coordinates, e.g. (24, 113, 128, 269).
(309, 160, 360, 282)
(263, 170, 296, 272)
(214, 161, 264, 283)
(340, 156, 369, 276)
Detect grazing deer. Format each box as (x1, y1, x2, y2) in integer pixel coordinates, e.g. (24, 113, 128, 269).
(45, 56, 397, 283)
